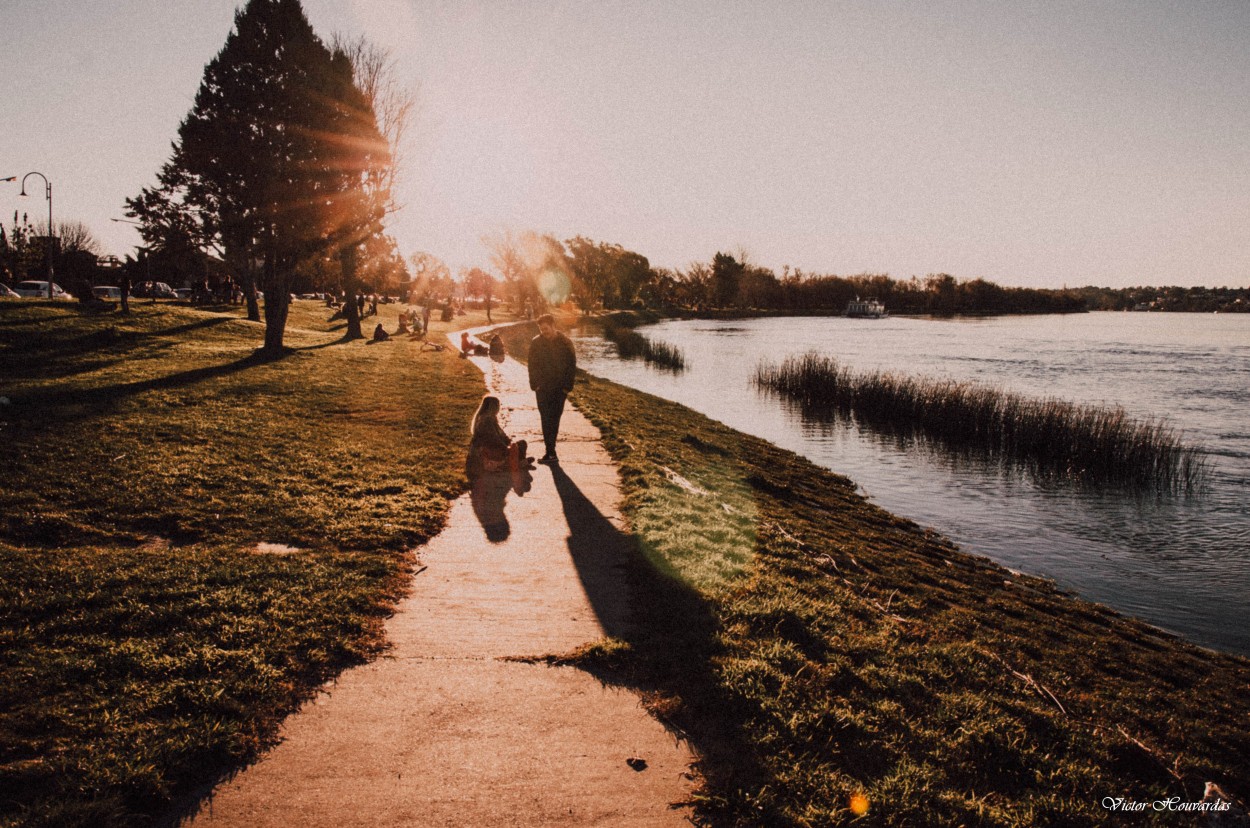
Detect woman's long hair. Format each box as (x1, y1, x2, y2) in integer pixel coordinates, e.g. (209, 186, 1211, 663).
(471, 395, 501, 436)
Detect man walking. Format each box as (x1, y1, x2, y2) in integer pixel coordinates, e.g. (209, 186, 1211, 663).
(528, 314, 577, 465)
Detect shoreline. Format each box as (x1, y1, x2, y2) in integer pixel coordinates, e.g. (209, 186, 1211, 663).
(490, 318, 1250, 824)
(557, 308, 1246, 657)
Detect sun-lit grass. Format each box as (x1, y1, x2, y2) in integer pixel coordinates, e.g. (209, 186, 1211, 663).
(0, 298, 485, 827)
(566, 371, 1250, 827)
(754, 352, 1207, 490)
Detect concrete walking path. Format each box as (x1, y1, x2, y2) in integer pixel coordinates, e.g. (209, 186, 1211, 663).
(186, 330, 695, 827)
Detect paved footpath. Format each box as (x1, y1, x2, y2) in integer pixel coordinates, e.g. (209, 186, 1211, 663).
(187, 330, 695, 827)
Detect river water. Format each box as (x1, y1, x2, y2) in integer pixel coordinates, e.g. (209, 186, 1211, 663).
(572, 312, 1250, 656)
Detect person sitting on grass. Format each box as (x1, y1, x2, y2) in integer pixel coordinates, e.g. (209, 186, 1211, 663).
(396, 311, 411, 335)
(372, 323, 389, 342)
(466, 394, 533, 480)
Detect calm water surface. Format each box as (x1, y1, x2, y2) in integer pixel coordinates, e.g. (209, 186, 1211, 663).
(573, 312, 1250, 655)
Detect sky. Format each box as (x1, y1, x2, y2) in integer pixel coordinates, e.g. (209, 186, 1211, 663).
(3, 0, 1248, 289)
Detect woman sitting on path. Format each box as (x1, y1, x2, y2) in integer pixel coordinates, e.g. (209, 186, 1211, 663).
(466, 395, 533, 480)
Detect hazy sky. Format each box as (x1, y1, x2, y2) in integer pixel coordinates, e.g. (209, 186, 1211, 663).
(4, 1, 1248, 288)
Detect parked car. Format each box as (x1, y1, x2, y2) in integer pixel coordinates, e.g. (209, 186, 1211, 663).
(0, 284, 20, 298)
(132, 281, 178, 299)
(13, 280, 71, 299)
(92, 286, 124, 301)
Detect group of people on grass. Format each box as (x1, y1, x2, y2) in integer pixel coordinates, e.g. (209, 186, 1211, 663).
(371, 304, 436, 344)
(458, 331, 506, 359)
(467, 314, 576, 478)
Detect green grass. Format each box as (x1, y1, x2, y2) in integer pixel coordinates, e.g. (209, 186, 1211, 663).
(565, 371, 1250, 827)
(0, 298, 485, 827)
(754, 352, 1206, 490)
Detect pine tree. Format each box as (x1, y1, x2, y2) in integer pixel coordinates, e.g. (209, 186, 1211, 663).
(129, 0, 392, 352)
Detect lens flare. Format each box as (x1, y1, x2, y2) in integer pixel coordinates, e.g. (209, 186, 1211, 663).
(537, 266, 570, 304)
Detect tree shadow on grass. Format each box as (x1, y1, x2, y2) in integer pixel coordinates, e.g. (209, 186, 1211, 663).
(13, 314, 234, 352)
(548, 464, 769, 822)
(290, 334, 358, 352)
(7, 349, 287, 419)
(0, 316, 239, 381)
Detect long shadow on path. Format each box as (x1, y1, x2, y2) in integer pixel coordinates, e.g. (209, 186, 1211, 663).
(548, 463, 770, 816)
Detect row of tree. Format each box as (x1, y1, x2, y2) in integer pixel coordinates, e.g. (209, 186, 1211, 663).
(126, 0, 406, 349)
(0, 213, 109, 297)
(1073, 285, 1249, 313)
(456, 234, 1089, 317)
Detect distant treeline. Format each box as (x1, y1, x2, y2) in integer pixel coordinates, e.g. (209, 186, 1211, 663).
(665, 262, 1088, 316)
(587, 248, 1086, 315)
(1072, 285, 1250, 313)
(472, 234, 1243, 317)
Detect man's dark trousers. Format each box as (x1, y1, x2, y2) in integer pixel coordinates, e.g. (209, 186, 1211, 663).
(536, 389, 567, 457)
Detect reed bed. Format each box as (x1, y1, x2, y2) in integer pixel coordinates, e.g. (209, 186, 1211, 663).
(602, 317, 686, 371)
(754, 352, 1207, 489)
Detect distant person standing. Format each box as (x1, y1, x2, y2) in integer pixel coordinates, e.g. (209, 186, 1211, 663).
(528, 314, 576, 465)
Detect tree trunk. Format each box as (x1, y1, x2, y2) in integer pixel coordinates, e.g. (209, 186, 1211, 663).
(226, 243, 262, 322)
(341, 247, 363, 340)
(243, 265, 261, 322)
(261, 255, 290, 354)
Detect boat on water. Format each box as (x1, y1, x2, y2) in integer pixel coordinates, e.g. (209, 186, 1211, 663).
(844, 297, 888, 318)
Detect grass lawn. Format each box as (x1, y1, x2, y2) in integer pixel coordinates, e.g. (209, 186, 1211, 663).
(5, 304, 1248, 827)
(561, 366, 1250, 827)
(0, 298, 486, 827)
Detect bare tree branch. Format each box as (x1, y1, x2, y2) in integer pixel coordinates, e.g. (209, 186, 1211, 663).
(332, 34, 417, 216)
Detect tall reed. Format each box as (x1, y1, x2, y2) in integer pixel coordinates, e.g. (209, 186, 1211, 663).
(602, 317, 686, 371)
(753, 353, 1207, 489)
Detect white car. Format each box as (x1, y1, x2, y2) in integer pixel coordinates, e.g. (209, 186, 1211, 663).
(13, 280, 71, 299)
(0, 284, 20, 298)
(92, 286, 124, 301)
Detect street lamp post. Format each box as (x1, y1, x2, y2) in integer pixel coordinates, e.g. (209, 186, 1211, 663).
(1, 177, 15, 285)
(19, 173, 54, 298)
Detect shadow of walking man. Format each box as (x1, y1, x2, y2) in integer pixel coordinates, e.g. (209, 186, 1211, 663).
(548, 464, 636, 640)
(548, 464, 771, 819)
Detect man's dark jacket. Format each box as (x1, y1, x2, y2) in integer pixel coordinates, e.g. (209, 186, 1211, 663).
(529, 332, 577, 392)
